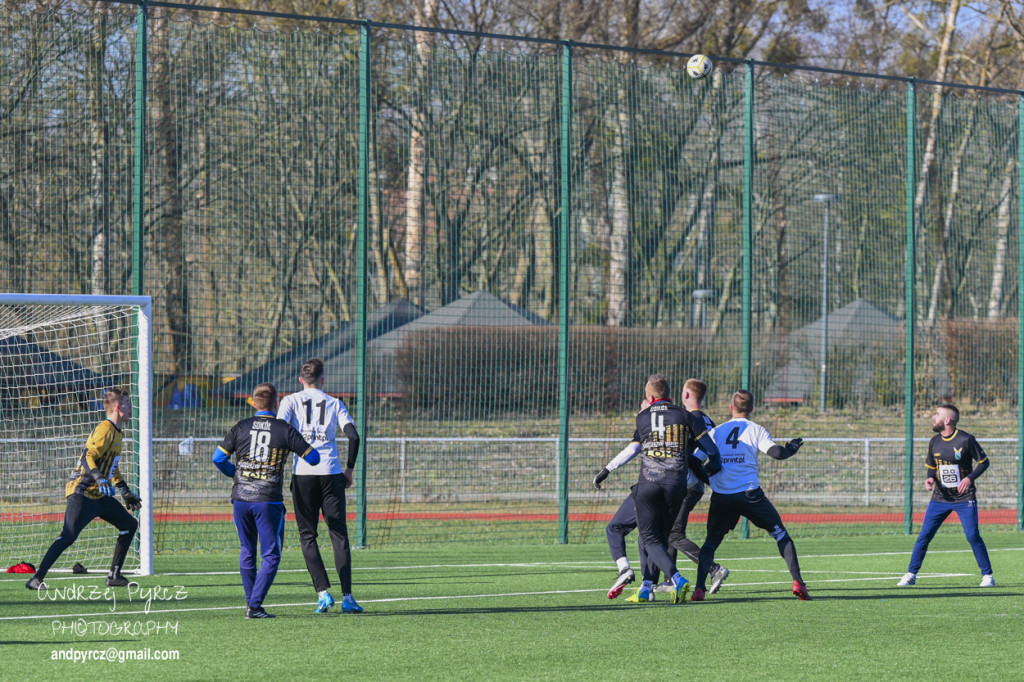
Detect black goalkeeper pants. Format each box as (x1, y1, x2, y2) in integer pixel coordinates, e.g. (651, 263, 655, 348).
(291, 473, 353, 594)
(35, 493, 138, 580)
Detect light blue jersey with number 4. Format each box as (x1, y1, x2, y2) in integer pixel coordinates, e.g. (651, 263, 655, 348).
(696, 417, 777, 494)
(278, 388, 354, 475)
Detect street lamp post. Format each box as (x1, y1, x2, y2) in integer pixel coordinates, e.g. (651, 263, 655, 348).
(814, 194, 839, 412)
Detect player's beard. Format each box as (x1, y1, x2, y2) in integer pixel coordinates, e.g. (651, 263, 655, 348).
(931, 423, 944, 433)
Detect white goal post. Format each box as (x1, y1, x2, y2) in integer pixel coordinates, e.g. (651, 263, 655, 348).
(0, 294, 153, 576)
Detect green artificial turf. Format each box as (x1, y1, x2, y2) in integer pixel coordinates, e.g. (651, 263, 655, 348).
(2, 533, 1022, 680)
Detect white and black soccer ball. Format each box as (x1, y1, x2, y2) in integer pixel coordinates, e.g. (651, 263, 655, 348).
(686, 53, 713, 80)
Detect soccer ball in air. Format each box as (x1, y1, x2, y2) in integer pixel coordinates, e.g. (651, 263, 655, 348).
(686, 54, 713, 79)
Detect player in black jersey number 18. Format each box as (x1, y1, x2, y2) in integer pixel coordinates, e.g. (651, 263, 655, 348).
(214, 383, 319, 618)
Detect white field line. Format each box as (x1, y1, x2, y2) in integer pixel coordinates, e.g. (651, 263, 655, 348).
(3, 545, 1022, 582)
(0, 572, 978, 622)
(0, 569, 983, 622)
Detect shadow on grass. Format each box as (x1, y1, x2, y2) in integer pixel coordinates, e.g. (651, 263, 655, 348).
(685, 586, 1017, 603)
(349, 603, 675, 617)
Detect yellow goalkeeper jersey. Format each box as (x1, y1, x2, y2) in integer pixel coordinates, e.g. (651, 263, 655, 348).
(65, 419, 127, 499)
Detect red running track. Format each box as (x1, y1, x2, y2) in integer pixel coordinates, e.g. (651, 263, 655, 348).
(2, 510, 1018, 524)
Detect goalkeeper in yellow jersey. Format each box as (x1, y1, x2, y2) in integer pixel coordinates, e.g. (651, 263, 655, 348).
(26, 387, 143, 590)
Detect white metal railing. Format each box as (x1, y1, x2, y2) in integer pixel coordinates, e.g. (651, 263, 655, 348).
(147, 435, 1020, 507)
(9, 436, 1014, 508)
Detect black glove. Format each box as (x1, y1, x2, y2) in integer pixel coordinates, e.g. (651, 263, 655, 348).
(704, 453, 723, 477)
(687, 454, 710, 484)
(786, 438, 804, 455)
(593, 467, 611, 490)
(122, 491, 143, 512)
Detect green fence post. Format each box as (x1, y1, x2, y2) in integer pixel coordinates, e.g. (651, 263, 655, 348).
(132, 2, 147, 296)
(1018, 93, 1024, 531)
(557, 42, 573, 544)
(741, 62, 753, 388)
(904, 78, 917, 535)
(355, 21, 371, 548)
(740, 59, 754, 540)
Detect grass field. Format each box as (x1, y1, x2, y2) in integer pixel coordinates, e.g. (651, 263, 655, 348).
(2, 532, 1022, 681)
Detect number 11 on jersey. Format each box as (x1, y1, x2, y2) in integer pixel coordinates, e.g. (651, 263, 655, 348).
(302, 399, 326, 425)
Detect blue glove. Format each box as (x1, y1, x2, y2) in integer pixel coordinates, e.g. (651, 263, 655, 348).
(96, 477, 116, 497)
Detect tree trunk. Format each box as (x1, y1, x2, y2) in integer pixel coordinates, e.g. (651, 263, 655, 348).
(901, 0, 961, 320)
(195, 130, 219, 373)
(691, 71, 726, 328)
(87, 11, 111, 296)
(925, 98, 977, 325)
(516, 90, 549, 310)
(606, 81, 631, 327)
(404, 0, 440, 306)
(368, 117, 393, 304)
(605, 0, 639, 326)
(150, 9, 191, 373)
(987, 161, 1014, 319)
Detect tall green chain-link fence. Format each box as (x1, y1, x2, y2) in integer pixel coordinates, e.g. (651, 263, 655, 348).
(1, 1, 1022, 556)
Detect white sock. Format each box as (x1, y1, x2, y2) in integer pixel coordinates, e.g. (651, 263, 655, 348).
(319, 590, 330, 599)
(616, 557, 630, 572)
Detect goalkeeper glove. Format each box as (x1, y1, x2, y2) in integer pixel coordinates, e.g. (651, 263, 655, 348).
(785, 438, 804, 455)
(593, 467, 611, 490)
(122, 491, 143, 512)
(94, 476, 116, 497)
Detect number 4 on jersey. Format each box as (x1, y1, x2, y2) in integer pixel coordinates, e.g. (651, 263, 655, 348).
(650, 412, 666, 438)
(725, 427, 740, 449)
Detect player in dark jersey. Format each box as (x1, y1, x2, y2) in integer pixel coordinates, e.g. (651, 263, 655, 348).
(596, 374, 722, 604)
(26, 388, 143, 591)
(897, 403, 994, 588)
(659, 378, 729, 594)
(595, 379, 727, 599)
(214, 382, 319, 618)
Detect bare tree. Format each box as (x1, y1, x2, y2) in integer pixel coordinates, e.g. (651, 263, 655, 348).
(404, 0, 440, 306)
(87, 8, 112, 296)
(149, 8, 192, 373)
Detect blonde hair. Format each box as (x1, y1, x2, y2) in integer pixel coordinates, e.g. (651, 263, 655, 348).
(102, 387, 128, 408)
(252, 383, 278, 411)
(646, 374, 671, 400)
(684, 378, 707, 405)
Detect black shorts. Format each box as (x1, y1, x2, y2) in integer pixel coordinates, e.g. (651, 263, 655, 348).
(706, 488, 788, 541)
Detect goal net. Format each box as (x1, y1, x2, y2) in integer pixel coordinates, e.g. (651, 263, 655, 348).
(0, 294, 152, 576)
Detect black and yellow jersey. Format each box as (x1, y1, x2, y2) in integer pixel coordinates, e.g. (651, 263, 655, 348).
(926, 429, 988, 502)
(631, 399, 708, 485)
(66, 419, 127, 499)
(216, 414, 314, 503)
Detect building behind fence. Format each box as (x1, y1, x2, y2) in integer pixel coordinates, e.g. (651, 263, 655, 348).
(1, 1, 1022, 551)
